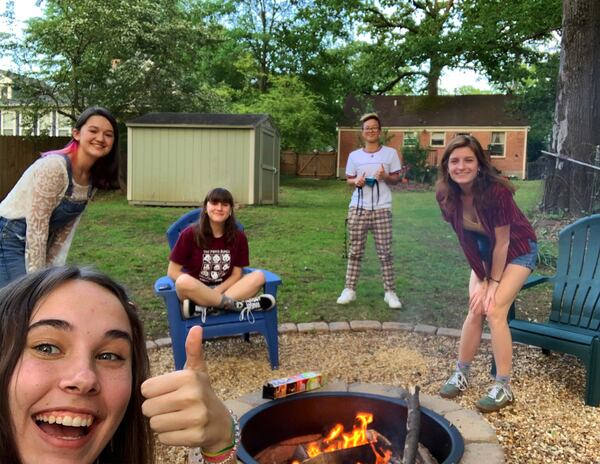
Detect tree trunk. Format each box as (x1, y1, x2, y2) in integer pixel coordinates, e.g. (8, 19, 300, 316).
(427, 58, 442, 97)
(542, 0, 600, 215)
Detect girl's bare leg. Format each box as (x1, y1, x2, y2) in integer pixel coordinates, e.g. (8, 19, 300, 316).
(174, 273, 223, 307)
(224, 270, 266, 300)
(457, 270, 486, 363)
(486, 264, 532, 377)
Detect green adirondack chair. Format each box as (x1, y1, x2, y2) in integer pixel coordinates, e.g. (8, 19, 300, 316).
(508, 213, 600, 406)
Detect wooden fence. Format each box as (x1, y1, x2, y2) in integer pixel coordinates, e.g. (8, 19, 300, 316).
(281, 150, 337, 178)
(0, 136, 71, 200)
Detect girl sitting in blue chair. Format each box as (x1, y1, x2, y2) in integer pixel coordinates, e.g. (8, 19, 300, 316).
(168, 187, 275, 320)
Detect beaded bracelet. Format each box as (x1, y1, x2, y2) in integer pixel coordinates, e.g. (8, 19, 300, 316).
(190, 410, 240, 464)
(201, 413, 239, 457)
(191, 449, 237, 464)
(201, 450, 237, 464)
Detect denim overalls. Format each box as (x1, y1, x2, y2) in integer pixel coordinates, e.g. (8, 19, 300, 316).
(0, 155, 93, 287)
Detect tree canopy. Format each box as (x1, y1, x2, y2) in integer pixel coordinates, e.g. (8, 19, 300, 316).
(2, 0, 225, 123)
(1, 0, 563, 153)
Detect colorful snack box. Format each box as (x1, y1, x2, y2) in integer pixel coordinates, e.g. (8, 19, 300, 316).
(262, 371, 325, 399)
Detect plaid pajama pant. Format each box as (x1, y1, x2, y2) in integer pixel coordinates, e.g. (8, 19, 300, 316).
(344, 207, 395, 292)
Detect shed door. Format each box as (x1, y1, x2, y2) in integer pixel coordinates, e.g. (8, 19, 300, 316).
(259, 126, 278, 204)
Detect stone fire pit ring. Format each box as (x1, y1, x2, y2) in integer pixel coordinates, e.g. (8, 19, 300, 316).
(223, 382, 504, 464)
(238, 391, 463, 463)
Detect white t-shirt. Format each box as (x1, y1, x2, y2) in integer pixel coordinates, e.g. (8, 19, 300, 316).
(345, 145, 402, 210)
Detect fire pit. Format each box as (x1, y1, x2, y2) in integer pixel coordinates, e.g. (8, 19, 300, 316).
(237, 392, 464, 464)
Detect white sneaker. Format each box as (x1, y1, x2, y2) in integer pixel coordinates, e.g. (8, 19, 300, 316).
(336, 288, 356, 304)
(384, 291, 402, 309)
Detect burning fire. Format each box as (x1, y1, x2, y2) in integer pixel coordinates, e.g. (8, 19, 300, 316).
(292, 412, 392, 464)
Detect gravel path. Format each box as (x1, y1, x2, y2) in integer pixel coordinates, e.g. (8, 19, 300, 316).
(149, 330, 600, 464)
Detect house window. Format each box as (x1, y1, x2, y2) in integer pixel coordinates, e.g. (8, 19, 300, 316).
(403, 131, 417, 146)
(0, 82, 12, 100)
(57, 113, 72, 136)
(489, 132, 505, 156)
(2, 110, 16, 136)
(430, 132, 445, 147)
(19, 113, 37, 136)
(38, 112, 54, 136)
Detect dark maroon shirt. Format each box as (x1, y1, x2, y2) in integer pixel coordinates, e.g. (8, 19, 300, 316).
(437, 183, 537, 280)
(169, 226, 250, 285)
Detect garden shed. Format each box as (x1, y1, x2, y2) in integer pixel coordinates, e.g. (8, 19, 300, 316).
(126, 113, 280, 206)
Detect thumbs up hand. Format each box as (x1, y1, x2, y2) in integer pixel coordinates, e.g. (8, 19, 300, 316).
(375, 164, 386, 181)
(141, 326, 232, 451)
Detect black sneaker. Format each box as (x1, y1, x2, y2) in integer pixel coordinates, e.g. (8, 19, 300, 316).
(234, 294, 276, 312)
(181, 299, 193, 319)
(233, 294, 276, 322)
(180, 299, 209, 321)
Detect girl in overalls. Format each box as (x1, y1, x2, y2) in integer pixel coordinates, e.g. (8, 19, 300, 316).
(0, 107, 119, 287)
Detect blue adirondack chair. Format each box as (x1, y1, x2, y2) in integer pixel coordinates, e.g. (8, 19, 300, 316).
(154, 208, 282, 370)
(507, 214, 600, 406)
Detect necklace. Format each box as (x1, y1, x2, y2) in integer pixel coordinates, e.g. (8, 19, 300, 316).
(364, 145, 381, 154)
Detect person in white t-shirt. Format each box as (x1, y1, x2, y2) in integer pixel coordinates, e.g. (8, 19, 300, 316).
(337, 113, 403, 309)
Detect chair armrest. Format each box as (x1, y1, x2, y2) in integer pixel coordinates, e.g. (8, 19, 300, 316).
(521, 274, 553, 290)
(154, 275, 176, 295)
(508, 274, 554, 321)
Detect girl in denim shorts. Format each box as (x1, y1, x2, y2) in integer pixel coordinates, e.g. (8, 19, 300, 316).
(435, 135, 538, 413)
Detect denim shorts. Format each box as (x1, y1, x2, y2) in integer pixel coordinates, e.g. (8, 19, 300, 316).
(0, 216, 27, 288)
(475, 233, 538, 271)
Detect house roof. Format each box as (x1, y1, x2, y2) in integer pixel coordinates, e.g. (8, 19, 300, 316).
(0, 69, 69, 107)
(126, 112, 272, 128)
(340, 95, 528, 128)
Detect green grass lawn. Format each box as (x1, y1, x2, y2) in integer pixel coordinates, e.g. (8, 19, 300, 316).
(69, 177, 547, 339)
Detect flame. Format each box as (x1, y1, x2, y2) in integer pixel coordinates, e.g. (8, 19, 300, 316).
(291, 412, 391, 463)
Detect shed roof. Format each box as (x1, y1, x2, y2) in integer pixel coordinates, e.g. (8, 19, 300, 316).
(126, 112, 271, 128)
(340, 95, 528, 128)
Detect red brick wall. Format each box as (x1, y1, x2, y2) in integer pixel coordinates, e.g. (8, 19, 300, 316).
(338, 128, 527, 179)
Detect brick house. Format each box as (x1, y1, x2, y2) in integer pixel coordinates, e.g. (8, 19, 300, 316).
(337, 95, 530, 179)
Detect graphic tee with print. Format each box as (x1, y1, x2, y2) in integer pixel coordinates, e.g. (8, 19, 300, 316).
(169, 226, 249, 285)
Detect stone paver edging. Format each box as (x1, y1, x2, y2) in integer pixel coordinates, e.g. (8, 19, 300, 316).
(149, 322, 503, 463)
(145, 321, 492, 351)
(274, 320, 492, 340)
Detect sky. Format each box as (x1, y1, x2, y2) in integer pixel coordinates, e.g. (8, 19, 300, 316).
(0, 0, 42, 37)
(0, 0, 491, 92)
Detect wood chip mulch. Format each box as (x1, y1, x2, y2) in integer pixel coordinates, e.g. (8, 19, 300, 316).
(149, 331, 600, 464)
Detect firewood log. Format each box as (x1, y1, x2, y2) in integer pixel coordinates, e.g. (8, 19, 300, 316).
(401, 385, 421, 464)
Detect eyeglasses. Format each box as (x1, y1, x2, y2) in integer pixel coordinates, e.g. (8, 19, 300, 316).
(363, 127, 380, 133)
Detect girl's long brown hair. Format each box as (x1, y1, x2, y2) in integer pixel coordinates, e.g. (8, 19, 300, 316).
(435, 135, 515, 213)
(194, 188, 238, 248)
